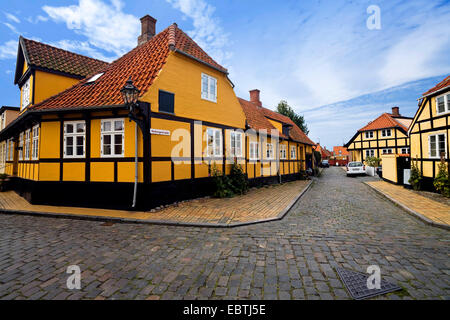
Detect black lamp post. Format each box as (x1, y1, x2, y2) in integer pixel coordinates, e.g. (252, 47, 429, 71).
(120, 77, 150, 209)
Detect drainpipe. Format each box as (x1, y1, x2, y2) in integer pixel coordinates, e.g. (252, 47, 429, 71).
(132, 122, 138, 208)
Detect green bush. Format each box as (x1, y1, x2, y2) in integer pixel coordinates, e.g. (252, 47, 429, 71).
(229, 161, 248, 195)
(409, 160, 423, 191)
(210, 163, 234, 198)
(433, 162, 450, 197)
(366, 156, 381, 167)
(0, 173, 8, 180)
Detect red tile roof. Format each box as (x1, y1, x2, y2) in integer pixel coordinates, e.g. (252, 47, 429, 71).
(20, 37, 109, 79)
(358, 113, 411, 132)
(30, 24, 227, 111)
(238, 98, 279, 134)
(422, 75, 450, 97)
(238, 98, 315, 145)
(333, 146, 350, 156)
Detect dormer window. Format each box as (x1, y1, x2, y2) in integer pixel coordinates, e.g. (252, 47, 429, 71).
(22, 77, 31, 108)
(86, 73, 104, 83)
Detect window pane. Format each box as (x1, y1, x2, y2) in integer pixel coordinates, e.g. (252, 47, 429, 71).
(66, 146, 73, 156)
(66, 124, 73, 133)
(104, 145, 111, 155)
(66, 136, 73, 146)
(104, 135, 111, 145)
(114, 145, 122, 155)
(438, 135, 445, 155)
(75, 146, 83, 155)
(76, 136, 84, 147)
(76, 123, 85, 133)
(103, 121, 111, 132)
(430, 136, 436, 157)
(114, 121, 124, 131)
(437, 97, 445, 113)
(114, 134, 122, 144)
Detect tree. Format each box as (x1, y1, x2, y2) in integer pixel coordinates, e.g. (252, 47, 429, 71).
(276, 100, 309, 135)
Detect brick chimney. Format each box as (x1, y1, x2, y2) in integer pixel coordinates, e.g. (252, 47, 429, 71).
(249, 89, 262, 107)
(138, 15, 157, 46)
(391, 106, 400, 116)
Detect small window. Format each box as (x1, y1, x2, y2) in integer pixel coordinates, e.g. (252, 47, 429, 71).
(201, 73, 217, 102)
(206, 128, 222, 157)
(101, 119, 125, 157)
(8, 139, 13, 161)
(290, 146, 296, 159)
(18, 132, 23, 160)
(266, 143, 274, 160)
(365, 149, 375, 158)
(159, 90, 174, 114)
(86, 73, 104, 83)
(22, 78, 31, 108)
(429, 133, 446, 158)
(64, 121, 86, 158)
(280, 145, 287, 159)
(382, 148, 393, 154)
(436, 94, 450, 114)
(249, 142, 259, 160)
(32, 125, 39, 160)
(230, 131, 242, 157)
(24, 129, 31, 160)
(381, 129, 392, 137)
(401, 147, 409, 154)
(365, 131, 374, 139)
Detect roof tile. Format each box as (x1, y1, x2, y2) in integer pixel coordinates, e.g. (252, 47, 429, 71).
(422, 75, 450, 97)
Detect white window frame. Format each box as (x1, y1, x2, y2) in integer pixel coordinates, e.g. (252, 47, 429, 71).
(436, 93, 450, 115)
(382, 148, 393, 155)
(365, 131, 374, 139)
(290, 146, 297, 159)
(18, 132, 23, 160)
(229, 131, 242, 157)
(201, 73, 217, 103)
(249, 141, 259, 161)
(206, 128, 222, 157)
(365, 149, 375, 158)
(24, 129, 31, 160)
(266, 143, 274, 160)
(32, 125, 39, 160)
(381, 129, 392, 137)
(401, 147, 409, 154)
(428, 133, 447, 158)
(63, 121, 86, 158)
(8, 139, 13, 161)
(101, 119, 125, 158)
(280, 145, 287, 160)
(22, 78, 31, 108)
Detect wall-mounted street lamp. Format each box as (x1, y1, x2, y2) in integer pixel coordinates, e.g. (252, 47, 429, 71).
(121, 77, 142, 209)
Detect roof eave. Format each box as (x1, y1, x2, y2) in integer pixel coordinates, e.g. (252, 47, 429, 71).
(173, 48, 228, 75)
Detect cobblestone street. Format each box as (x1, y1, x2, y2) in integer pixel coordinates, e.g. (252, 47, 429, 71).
(0, 167, 449, 300)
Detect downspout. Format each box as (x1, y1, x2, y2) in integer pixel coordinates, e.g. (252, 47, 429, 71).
(132, 122, 138, 208)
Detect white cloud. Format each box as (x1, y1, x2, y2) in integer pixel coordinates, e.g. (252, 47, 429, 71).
(3, 22, 20, 35)
(49, 39, 114, 62)
(4, 12, 20, 23)
(165, 0, 231, 66)
(43, 0, 140, 58)
(26, 15, 48, 24)
(0, 40, 18, 59)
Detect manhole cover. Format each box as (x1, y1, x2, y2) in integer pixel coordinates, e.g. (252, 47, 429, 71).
(336, 267, 402, 300)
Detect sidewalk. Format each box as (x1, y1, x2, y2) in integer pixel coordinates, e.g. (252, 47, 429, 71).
(365, 181, 450, 230)
(0, 180, 312, 227)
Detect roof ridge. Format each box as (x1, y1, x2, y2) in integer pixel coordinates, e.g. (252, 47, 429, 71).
(21, 36, 109, 65)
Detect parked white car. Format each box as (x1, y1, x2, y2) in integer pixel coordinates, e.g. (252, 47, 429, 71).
(346, 161, 366, 177)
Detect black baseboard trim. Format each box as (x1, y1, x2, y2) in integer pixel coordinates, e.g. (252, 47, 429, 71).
(9, 173, 306, 211)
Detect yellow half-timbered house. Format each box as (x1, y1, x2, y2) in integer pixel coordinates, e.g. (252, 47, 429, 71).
(0, 15, 315, 210)
(345, 107, 412, 163)
(408, 75, 450, 189)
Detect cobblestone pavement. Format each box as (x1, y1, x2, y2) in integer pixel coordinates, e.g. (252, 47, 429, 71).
(0, 167, 449, 300)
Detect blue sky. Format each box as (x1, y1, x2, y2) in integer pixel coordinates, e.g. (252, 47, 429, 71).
(1, 0, 449, 148)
